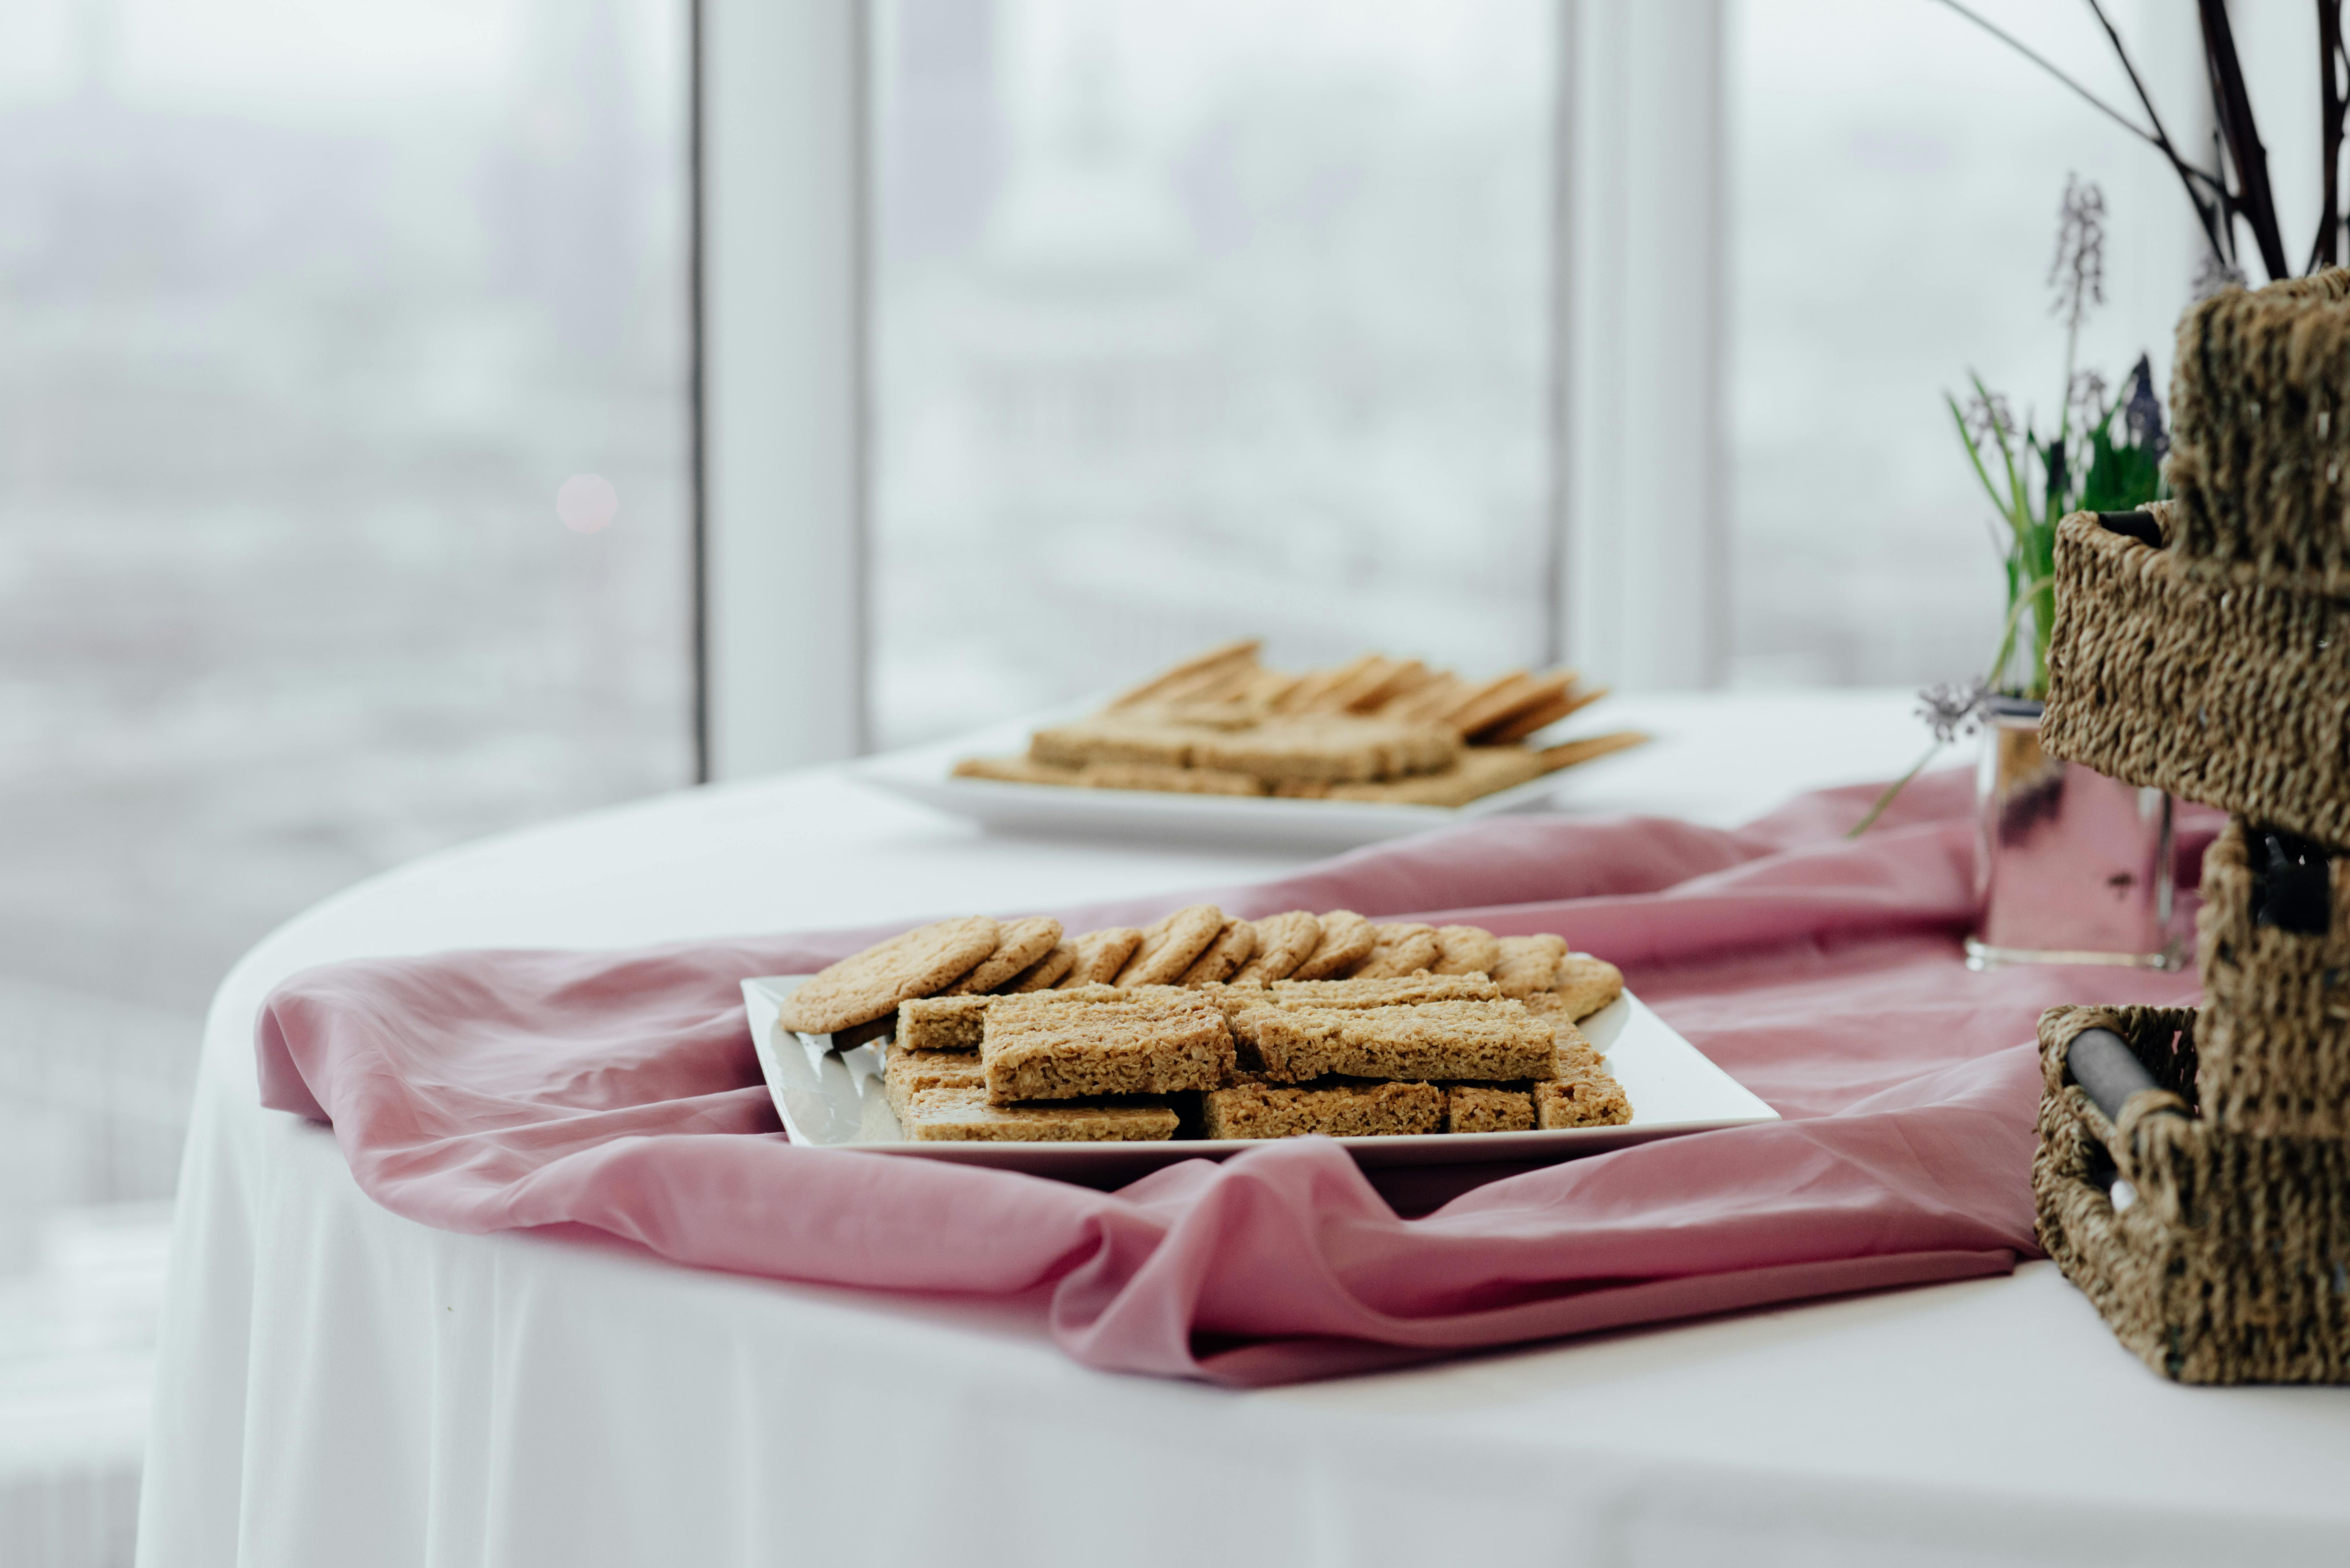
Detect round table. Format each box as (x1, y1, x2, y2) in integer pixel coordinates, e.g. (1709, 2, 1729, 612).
(138, 692, 2350, 1567)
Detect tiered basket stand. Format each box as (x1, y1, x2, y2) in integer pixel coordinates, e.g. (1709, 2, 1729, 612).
(2033, 272, 2350, 1383)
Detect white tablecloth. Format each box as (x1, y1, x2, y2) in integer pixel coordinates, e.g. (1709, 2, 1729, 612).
(138, 693, 2350, 1566)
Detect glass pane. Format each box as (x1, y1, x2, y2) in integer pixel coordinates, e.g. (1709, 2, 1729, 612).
(872, 0, 1554, 746)
(0, 0, 692, 1501)
(1727, 0, 2203, 688)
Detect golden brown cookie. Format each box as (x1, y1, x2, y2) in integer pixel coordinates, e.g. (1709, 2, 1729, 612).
(1536, 731, 1649, 772)
(1176, 918, 1258, 986)
(1103, 638, 1263, 710)
(1491, 934, 1569, 999)
(1289, 909, 1377, 980)
(1230, 911, 1323, 983)
(1551, 952, 1625, 1019)
(947, 916, 1064, 995)
(951, 755, 1084, 787)
(1113, 904, 1227, 987)
(779, 916, 1001, 1034)
(1004, 940, 1078, 993)
(1351, 922, 1441, 978)
(1057, 927, 1144, 986)
(1431, 924, 1501, 976)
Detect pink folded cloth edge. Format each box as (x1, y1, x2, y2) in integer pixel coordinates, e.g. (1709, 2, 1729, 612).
(254, 769, 2209, 1385)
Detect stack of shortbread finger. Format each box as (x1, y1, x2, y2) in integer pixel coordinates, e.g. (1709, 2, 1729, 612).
(775, 903, 1631, 1144)
(951, 639, 1649, 807)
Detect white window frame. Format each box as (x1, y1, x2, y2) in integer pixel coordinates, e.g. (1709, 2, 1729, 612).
(699, 0, 1727, 782)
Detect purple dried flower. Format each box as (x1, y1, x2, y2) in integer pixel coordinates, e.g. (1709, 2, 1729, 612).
(2049, 175, 2107, 332)
(1917, 679, 1988, 745)
(1963, 391, 2016, 449)
(2121, 354, 2168, 460)
(2068, 369, 2109, 425)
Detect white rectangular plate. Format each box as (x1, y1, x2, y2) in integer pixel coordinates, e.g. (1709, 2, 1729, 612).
(848, 708, 1645, 852)
(743, 976, 1778, 1179)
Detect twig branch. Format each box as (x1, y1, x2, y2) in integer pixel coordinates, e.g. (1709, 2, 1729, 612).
(2200, 0, 2291, 281)
(2312, 0, 2347, 272)
(2083, 0, 2236, 270)
(1928, 1, 2164, 152)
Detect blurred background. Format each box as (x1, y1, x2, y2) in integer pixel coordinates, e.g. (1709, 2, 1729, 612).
(0, 0, 2313, 1557)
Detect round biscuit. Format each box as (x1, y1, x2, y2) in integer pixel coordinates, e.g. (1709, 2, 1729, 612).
(1491, 933, 1569, 999)
(780, 916, 1001, 1034)
(1005, 941, 1078, 993)
(947, 916, 1064, 995)
(1351, 922, 1440, 979)
(1176, 918, 1258, 986)
(1289, 910, 1376, 981)
(1058, 927, 1143, 986)
(1230, 911, 1322, 983)
(1551, 952, 1624, 1019)
(1431, 924, 1501, 976)
(1113, 903, 1226, 987)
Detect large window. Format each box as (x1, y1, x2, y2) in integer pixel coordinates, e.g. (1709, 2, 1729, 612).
(1726, 0, 2208, 688)
(869, 0, 1554, 746)
(0, 0, 691, 1529)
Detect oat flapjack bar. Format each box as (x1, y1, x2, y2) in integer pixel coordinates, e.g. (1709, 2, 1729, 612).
(883, 1047, 987, 1120)
(1199, 1075, 1444, 1140)
(901, 1085, 1179, 1142)
(1532, 1075, 1631, 1129)
(895, 994, 994, 1052)
(1268, 974, 1500, 1009)
(1444, 1084, 1535, 1134)
(980, 990, 1235, 1103)
(1234, 999, 1553, 1084)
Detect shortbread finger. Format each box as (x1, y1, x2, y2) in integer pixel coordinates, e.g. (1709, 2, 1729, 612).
(1459, 671, 1574, 743)
(1103, 638, 1263, 710)
(1482, 682, 1606, 745)
(1446, 671, 1553, 739)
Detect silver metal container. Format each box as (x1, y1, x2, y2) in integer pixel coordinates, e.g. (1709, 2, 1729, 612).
(1965, 698, 2180, 971)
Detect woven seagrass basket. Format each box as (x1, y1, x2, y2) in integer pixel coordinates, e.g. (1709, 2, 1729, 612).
(2038, 504, 2350, 851)
(2166, 268, 2350, 580)
(2032, 271, 2350, 1380)
(2034, 826, 2350, 1381)
(2034, 1003, 2350, 1383)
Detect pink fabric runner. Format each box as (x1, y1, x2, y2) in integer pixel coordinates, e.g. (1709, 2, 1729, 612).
(256, 770, 2208, 1385)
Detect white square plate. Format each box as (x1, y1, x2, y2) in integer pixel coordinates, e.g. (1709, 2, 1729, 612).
(848, 708, 1646, 852)
(742, 975, 1778, 1180)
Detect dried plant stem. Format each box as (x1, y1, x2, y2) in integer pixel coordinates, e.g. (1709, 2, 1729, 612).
(1847, 742, 1947, 839)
